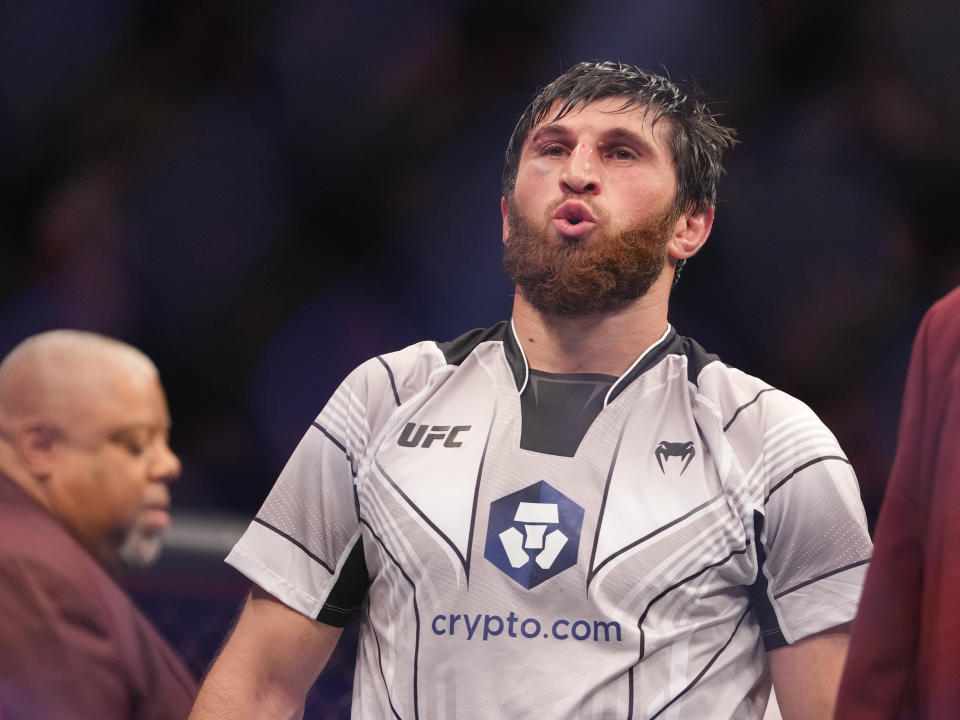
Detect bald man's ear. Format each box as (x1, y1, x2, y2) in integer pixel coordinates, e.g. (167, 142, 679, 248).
(16, 419, 61, 478)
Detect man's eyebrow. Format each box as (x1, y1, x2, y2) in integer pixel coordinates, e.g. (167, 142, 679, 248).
(527, 124, 573, 145)
(527, 124, 660, 152)
(108, 423, 168, 438)
(600, 127, 658, 151)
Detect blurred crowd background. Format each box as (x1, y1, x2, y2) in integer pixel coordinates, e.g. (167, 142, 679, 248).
(1, 0, 958, 716)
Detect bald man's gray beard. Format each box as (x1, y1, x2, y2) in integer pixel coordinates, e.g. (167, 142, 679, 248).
(117, 524, 164, 568)
(502, 200, 674, 318)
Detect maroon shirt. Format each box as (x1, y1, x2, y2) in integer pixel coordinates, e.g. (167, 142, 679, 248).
(836, 286, 960, 719)
(0, 473, 196, 720)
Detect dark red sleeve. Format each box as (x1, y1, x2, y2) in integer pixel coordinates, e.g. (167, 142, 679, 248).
(836, 287, 960, 719)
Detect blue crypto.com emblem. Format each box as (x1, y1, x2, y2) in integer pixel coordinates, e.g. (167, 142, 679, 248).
(484, 481, 584, 589)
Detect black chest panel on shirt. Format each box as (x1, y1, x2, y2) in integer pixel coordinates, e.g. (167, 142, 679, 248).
(519, 370, 616, 457)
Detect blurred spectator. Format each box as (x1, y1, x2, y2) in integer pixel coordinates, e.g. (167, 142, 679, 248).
(0, 330, 195, 719)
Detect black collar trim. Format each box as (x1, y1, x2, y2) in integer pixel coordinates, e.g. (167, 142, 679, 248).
(605, 325, 679, 405)
(504, 319, 529, 393)
(503, 321, 681, 402)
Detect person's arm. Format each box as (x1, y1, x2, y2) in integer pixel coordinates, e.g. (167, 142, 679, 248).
(189, 586, 344, 720)
(767, 623, 850, 720)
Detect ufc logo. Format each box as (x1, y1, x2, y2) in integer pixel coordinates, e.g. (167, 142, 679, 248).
(398, 423, 471, 448)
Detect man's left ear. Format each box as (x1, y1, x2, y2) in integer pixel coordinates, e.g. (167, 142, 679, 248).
(668, 206, 714, 260)
(501, 196, 511, 245)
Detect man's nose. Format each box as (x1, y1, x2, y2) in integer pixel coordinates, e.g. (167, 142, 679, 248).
(560, 143, 600, 194)
(151, 440, 182, 483)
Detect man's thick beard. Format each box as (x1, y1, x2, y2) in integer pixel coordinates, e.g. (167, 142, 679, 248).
(502, 200, 675, 318)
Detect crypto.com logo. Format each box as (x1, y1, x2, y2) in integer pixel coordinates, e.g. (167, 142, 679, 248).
(484, 481, 584, 589)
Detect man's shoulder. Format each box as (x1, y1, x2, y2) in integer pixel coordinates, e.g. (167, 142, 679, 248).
(678, 335, 822, 434)
(0, 503, 184, 663)
(0, 512, 132, 655)
(433, 321, 512, 366)
(929, 284, 960, 319)
(347, 321, 512, 402)
(376, 320, 511, 368)
(669, 332, 765, 399)
(0, 494, 197, 716)
(0, 500, 114, 602)
(922, 285, 960, 363)
(0, 481, 91, 571)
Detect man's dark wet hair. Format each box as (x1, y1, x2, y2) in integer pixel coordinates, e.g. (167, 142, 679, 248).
(501, 61, 737, 216)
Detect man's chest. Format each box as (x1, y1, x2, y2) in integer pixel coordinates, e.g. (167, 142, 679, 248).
(356, 369, 754, 620)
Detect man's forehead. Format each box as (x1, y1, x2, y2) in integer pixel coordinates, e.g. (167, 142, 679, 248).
(73, 371, 170, 438)
(530, 96, 669, 140)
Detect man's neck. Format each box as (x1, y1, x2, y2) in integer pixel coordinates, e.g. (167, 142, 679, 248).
(511, 291, 670, 377)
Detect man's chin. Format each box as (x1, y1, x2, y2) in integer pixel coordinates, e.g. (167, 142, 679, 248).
(518, 285, 641, 319)
(117, 528, 164, 568)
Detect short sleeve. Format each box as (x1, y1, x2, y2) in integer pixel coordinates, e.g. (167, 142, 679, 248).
(226, 354, 403, 621)
(745, 393, 873, 650)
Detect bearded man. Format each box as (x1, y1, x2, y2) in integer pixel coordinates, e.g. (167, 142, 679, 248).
(0, 330, 196, 719)
(190, 62, 871, 720)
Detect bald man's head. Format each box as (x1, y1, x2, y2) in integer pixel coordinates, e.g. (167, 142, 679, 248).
(0, 330, 157, 424)
(0, 330, 181, 568)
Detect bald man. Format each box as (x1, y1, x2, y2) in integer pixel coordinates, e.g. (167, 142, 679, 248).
(0, 330, 196, 720)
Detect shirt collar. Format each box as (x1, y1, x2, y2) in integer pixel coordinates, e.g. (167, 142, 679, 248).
(504, 320, 680, 405)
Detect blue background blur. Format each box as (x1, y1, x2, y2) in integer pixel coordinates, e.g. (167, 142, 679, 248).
(1, 1, 958, 715)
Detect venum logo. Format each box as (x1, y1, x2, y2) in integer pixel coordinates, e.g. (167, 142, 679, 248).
(654, 440, 695, 475)
(398, 423, 471, 448)
(484, 481, 584, 589)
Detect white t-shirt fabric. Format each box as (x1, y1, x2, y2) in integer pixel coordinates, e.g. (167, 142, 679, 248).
(227, 321, 872, 719)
